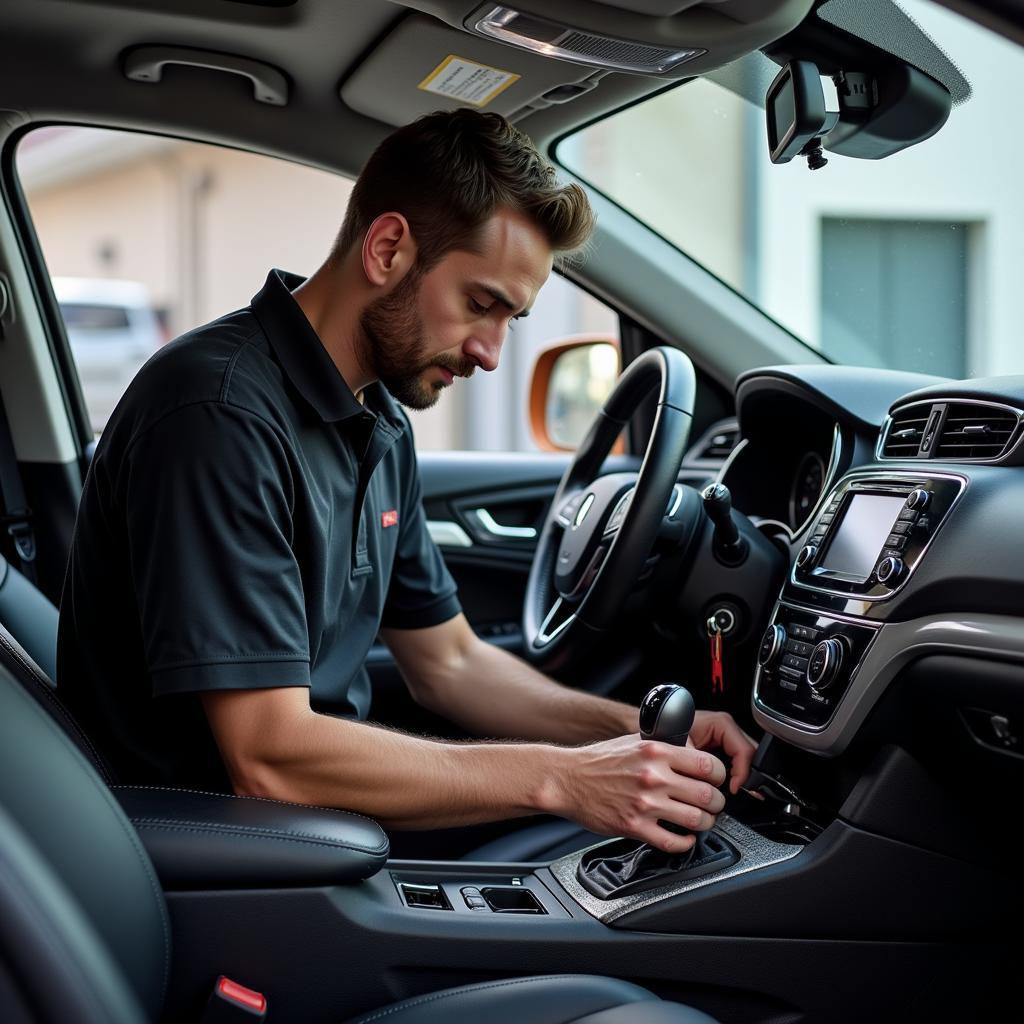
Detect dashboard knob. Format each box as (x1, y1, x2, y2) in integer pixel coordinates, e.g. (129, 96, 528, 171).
(807, 638, 843, 691)
(796, 544, 818, 568)
(876, 555, 904, 585)
(758, 624, 786, 668)
(906, 489, 930, 511)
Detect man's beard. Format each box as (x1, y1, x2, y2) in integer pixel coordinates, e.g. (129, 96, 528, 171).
(360, 270, 474, 410)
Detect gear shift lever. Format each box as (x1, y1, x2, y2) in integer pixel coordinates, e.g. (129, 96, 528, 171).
(640, 684, 695, 836)
(576, 684, 738, 900)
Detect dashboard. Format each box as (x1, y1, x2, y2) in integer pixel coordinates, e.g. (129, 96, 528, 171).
(714, 365, 1024, 774)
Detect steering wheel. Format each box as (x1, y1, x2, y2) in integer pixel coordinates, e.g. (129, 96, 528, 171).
(523, 346, 697, 667)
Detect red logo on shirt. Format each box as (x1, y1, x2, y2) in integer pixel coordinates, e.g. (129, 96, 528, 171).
(381, 510, 399, 528)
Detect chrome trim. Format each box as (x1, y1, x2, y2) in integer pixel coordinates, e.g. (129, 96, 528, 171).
(535, 597, 575, 647)
(788, 451, 826, 534)
(877, 397, 1024, 464)
(471, 508, 537, 540)
(426, 520, 473, 548)
(571, 494, 595, 531)
(795, 423, 844, 536)
(758, 623, 786, 668)
(666, 482, 684, 519)
(787, 469, 967, 603)
(714, 436, 748, 487)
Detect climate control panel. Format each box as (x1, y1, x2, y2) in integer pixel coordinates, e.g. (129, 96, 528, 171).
(755, 604, 879, 729)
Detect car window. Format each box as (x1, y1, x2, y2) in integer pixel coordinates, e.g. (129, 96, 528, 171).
(17, 125, 617, 450)
(559, 0, 1023, 380)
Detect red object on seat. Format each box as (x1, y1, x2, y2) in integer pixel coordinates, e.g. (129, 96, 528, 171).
(217, 977, 266, 1013)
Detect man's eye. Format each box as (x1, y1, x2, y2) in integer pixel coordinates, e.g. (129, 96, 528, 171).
(469, 298, 489, 315)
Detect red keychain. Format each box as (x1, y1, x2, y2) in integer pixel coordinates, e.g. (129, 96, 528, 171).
(707, 616, 724, 693)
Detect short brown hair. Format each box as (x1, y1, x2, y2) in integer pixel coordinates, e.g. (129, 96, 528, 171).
(333, 108, 593, 270)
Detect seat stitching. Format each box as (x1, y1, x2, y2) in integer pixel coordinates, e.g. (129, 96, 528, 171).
(130, 819, 389, 855)
(0, 631, 113, 784)
(349, 976, 618, 1024)
(111, 784, 382, 825)
(8, 683, 172, 1002)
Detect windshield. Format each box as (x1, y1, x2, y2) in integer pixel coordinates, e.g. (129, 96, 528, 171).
(558, 0, 1021, 380)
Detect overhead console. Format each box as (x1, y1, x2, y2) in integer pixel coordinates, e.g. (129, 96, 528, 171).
(342, 0, 813, 127)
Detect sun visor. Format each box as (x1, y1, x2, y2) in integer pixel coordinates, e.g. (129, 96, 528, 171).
(340, 14, 600, 126)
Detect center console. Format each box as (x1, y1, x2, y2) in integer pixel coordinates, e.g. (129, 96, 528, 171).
(753, 471, 965, 739)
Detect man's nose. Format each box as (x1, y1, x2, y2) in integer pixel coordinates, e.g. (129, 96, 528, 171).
(463, 325, 506, 373)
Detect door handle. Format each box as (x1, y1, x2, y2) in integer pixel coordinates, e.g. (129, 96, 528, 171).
(470, 508, 537, 540)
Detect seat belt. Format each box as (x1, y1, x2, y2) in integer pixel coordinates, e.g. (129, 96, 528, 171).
(0, 390, 37, 583)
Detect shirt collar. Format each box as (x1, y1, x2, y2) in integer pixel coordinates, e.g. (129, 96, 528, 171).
(250, 269, 405, 433)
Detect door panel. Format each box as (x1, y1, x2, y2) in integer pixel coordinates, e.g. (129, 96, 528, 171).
(365, 451, 642, 734)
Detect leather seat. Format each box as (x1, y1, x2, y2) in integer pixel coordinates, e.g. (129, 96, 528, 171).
(0, 554, 58, 682)
(343, 976, 717, 1023)
(0, 554, 607, 867)
(0, 624, 719, 1023)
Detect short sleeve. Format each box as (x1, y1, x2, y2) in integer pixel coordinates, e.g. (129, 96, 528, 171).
(122, 402, 311, 696)
(380, 437, 461, 630)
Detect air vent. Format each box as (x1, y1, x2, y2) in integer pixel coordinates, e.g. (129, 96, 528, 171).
(698, 426, 739, 460)
(934, 402, 1021, 461)
(881, 409, 929, 458)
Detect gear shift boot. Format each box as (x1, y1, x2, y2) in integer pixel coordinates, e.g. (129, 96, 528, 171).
(576, 830, 738, 900)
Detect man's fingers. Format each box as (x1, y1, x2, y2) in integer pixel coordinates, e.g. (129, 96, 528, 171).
(636, 823, 698, 856)
(665, 744, 727, 787)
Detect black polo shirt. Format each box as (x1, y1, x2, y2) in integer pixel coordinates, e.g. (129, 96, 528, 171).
(57, 269, 461, 788)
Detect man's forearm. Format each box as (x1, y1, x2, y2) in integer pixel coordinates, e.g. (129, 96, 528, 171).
(238, 706, 568, 830)
(418, 636, 637, 743)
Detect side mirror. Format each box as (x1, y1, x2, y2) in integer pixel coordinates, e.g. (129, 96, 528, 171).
(529, 336, 620, 452)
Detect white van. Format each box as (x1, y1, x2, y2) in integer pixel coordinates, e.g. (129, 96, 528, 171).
(53, 277, 165, 433)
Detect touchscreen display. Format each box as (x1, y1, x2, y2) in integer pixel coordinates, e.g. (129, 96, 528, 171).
(819, 494, 906, 581)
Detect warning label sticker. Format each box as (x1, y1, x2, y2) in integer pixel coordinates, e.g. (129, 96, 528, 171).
(418, 55, 520, 108)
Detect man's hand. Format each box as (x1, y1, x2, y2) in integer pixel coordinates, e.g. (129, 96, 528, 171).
(688, 710, 758, 795)
(540, 735, 728, 854)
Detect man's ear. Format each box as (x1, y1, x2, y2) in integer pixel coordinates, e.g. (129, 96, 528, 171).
(361, 212, 417, 288)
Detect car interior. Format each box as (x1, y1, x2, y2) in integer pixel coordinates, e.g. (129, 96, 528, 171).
(1, 0, 1022, 1021)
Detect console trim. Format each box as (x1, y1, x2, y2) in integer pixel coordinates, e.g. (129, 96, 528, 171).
(548, 814, 802, 925)
(753, 612, 1024, 755)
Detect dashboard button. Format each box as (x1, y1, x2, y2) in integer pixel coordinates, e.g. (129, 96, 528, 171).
(891, 521, 912, 535)
(807, 638, 843, 691)
(877, 555, 904, 584)
(796, 545, 818, 568)
(884, 533, 907, 549)
(898, 508, 920, 523)
(759, 625, 786, 668)
(784, 638, 813, 657)
(782, 654, 809, 673)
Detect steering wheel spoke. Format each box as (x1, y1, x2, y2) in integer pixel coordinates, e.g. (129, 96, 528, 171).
(535, 597, 577, 648)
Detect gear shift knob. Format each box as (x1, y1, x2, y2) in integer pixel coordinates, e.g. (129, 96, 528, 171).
(639, 684, 695, 746)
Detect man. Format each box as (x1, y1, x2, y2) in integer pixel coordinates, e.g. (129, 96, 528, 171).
(58, 109, 755, 856)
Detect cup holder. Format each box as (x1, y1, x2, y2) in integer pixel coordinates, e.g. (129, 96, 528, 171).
(480, 886, 545, 914)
